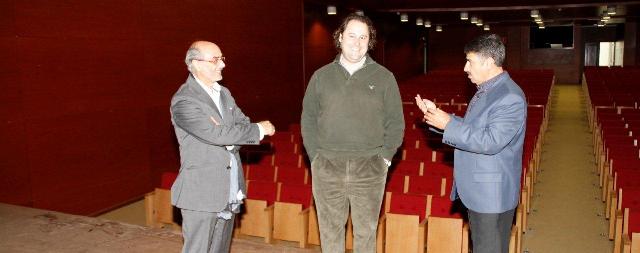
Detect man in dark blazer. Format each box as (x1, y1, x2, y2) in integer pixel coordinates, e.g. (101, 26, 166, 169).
(170, 41, 275, 253)
(417, 34, 527, 253)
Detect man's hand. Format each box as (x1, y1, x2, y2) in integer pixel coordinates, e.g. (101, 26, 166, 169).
(258, 121, 276, 136)
(415, 94, 436, 114)
(424, 108, 451, 130)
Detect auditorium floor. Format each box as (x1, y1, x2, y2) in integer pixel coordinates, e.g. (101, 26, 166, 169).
(521, 84, 613, 253)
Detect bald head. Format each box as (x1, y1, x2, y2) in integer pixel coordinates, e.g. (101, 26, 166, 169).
(185, 41, 226, 85)
(190, 41, 219, 54)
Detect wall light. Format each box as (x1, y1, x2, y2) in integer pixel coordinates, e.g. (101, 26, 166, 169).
(400, 13, 408, 22)
(460, 12, 469, 20)
(436, 25, 442, 32)
(424, 20, 431, 28)
(327, 5, 337, 15)
(416, 17, 424, 26)
(530, 9, 539, 18)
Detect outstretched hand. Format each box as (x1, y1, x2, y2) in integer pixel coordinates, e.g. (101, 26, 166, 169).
(415, 94, 436, 114)
(423, 107, 451, 130)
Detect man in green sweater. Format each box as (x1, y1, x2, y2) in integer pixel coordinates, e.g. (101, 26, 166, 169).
(301, 13, 404, 253)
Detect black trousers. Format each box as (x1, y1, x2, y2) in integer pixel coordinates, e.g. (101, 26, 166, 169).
(467, 208, 516, 253)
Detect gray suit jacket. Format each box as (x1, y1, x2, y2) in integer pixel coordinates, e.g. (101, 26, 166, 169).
(443, 72, 527, 213)
(170, 75, 260, 212)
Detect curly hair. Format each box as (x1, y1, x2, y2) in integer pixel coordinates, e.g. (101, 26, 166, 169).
(332, 13, 377, 51)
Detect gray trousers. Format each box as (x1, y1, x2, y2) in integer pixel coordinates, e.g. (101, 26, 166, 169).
(180, 209, 235, 253)
(467, 208, 515, 253)
(311, 154, 388, 253)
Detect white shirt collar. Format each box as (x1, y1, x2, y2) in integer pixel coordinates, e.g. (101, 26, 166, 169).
(339, 54, 366, 75)
(194, 75, 222, 93)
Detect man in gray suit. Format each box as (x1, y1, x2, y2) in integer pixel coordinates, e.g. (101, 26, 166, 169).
(417, 34, 527, 253)
(170, 41, 275, 253)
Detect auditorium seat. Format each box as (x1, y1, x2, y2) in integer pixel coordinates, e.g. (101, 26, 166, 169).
(426, 196, 469, 253)
(273, 183, 313, 248)
(237, 180, 278, 243)
(144, 172, 179, 229)
(384, 193, 429, 253)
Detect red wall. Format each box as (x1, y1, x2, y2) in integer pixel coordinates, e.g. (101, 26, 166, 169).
(0, 0, 304, 215)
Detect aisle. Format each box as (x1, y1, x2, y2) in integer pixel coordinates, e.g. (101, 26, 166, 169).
(521, 84, 613, 253)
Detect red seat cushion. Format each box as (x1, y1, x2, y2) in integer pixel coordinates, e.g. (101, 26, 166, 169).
(247, 180, 278, 206)
(389, 193, 427, 221)
(278, 183, 312, 209)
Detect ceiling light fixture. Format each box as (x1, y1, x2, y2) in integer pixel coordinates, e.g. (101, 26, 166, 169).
(484, 24, 490, 31)
(327, 5, 337, 15)
(530, 9, 539, 18)
(436, 25, 443, 32)
(416, 17, 424, 26)
(607, 6, 616, 15)
(400, 13, 408, 22)
(470, 16, 478, 24)
(424, 20, 431, 28)
(476, 19, 483, 26)
(460, 12, 469, 20)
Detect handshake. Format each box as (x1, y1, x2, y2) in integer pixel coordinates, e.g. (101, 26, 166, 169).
(258, 120, 276, 136)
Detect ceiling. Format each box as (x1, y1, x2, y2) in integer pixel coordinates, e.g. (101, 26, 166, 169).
(308, 0, 640, 28)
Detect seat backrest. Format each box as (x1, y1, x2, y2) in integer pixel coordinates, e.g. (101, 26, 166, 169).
(276, 166, 307, 184)
(272, 141, 298, 154)
(389, 193, 428, 221)
(620, 188, 640, 210)
(273, 153, 301, 168)
(392, 160, 423, 176)
(626, 209, 640, 235)
(615, 169, 640, 191)
(430, 196, 464, 219)
(423, 162, 453, 179)
(160, 172, 178, 189)
(278, 183, 312, 209)
(246, 165, 277, 182)
(386, 173, 407, 193)
(407, 175, 445, 197)
(247, 180, 278, 206)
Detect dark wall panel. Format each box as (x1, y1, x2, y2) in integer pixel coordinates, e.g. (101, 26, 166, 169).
(428, 25, 582, 84)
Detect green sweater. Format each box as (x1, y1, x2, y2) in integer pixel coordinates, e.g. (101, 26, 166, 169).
(301, 55, 405, 161)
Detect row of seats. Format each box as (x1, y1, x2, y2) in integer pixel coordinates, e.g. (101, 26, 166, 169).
(584, 66, 640, 253)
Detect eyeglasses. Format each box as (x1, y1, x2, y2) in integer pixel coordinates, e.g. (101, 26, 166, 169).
(195, 56, 226, 64)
